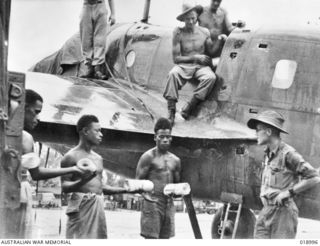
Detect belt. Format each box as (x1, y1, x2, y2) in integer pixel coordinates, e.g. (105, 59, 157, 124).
(84, 0, 103, 5)
(261, 196, 292, 207)
(70, 192, 103, 199)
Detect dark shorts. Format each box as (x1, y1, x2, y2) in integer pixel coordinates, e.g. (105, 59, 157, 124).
(254, 200, 298, 239)
(140, 196, 175, 239)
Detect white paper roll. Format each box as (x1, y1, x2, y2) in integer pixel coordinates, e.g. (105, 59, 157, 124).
(21, 152, 41, 169)
(77, 158, 97, 172)
(163, 183, 191, 196)
(125, 179, 154, 192)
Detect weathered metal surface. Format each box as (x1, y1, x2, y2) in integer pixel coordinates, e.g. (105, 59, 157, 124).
(26, 71, 255, 140)
(1, 72, 26, 238)
(26, 69, 260, 210)
(0, 1, 26, 238)
(29, 23, 320, 221)
(0, 9, 8, 236)
(217, 25, 320, 168)
(31, 22, 223, 111)
(216, 24, 320, 220)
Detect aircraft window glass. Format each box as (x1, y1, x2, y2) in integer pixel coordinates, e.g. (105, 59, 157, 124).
(258, 43, 268, 49)
(126, 50, 136, 68)
(271, 60, 297, 89)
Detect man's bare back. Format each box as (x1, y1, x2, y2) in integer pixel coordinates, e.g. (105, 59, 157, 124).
(61, 147, 103, 194)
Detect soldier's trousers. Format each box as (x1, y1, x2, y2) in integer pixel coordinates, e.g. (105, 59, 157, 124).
(80, 0, 108, 66)
(163, 64, 216, 102)
(254, 201, 298, 239)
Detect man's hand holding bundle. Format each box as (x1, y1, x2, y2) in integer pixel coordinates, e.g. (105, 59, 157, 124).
(76, 158, 97, 179)
(193, 54, 212, 66)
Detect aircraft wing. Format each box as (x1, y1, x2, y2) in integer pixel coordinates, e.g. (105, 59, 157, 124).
(26, 71, 256, 140)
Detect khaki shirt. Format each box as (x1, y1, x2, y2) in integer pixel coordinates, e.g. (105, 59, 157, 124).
(260, 141, 319, 200)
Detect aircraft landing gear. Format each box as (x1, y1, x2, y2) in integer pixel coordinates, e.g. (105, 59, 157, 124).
(211, 206, 256, 239)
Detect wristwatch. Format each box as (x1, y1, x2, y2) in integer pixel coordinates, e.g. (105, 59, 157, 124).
(289, 188, 296, 197)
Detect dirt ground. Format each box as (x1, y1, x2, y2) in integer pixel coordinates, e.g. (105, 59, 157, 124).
(30, 207, 320, 239)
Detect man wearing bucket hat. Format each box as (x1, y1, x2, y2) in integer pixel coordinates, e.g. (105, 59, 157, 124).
(247, 110, 320, 239)
(163, 4, 225, 126)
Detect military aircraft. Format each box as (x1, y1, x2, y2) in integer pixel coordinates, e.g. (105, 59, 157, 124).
(7, 0, 320, 239)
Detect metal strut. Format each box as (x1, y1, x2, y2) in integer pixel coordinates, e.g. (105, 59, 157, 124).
(183, 194, 203, 239)
(220, 192, 243, 239)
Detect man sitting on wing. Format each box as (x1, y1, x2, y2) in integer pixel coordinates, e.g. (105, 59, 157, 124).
(163, 4, 225, 125)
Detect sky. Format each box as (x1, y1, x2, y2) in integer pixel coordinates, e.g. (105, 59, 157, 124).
(8, 0, 320, 72)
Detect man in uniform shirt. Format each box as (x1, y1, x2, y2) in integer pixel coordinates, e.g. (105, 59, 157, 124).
(247, 110, 320, 238)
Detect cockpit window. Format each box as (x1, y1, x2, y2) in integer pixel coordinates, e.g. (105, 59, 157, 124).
(125, 50, 136, 68)
(271, 60, 297, 89)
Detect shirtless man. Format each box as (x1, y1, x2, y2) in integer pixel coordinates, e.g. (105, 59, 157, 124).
(198, 0, 245, 57)
(136, 118, 181, 239)
(19, 89, 88, 238)
(22, 89, 85, 180)
(163, 4, 225, 125)
(61, 114, 128, 239)
(198, 0, 245, 37)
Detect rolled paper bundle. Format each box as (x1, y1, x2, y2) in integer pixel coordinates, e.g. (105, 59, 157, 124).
(21, 152, 41, 169)
(9, 99, 19, 117)
(124, 179, 154, 192)
(212, 57, 220, 68)
(76, 158, 97, 173)
(163, 183, 191, 196)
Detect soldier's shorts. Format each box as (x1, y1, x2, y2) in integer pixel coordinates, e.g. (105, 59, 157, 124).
(140, 195, 175, 239)
(254, 200, 298, 239)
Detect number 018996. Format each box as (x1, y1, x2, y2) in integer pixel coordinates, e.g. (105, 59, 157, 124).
(300, 240, 318, 245)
